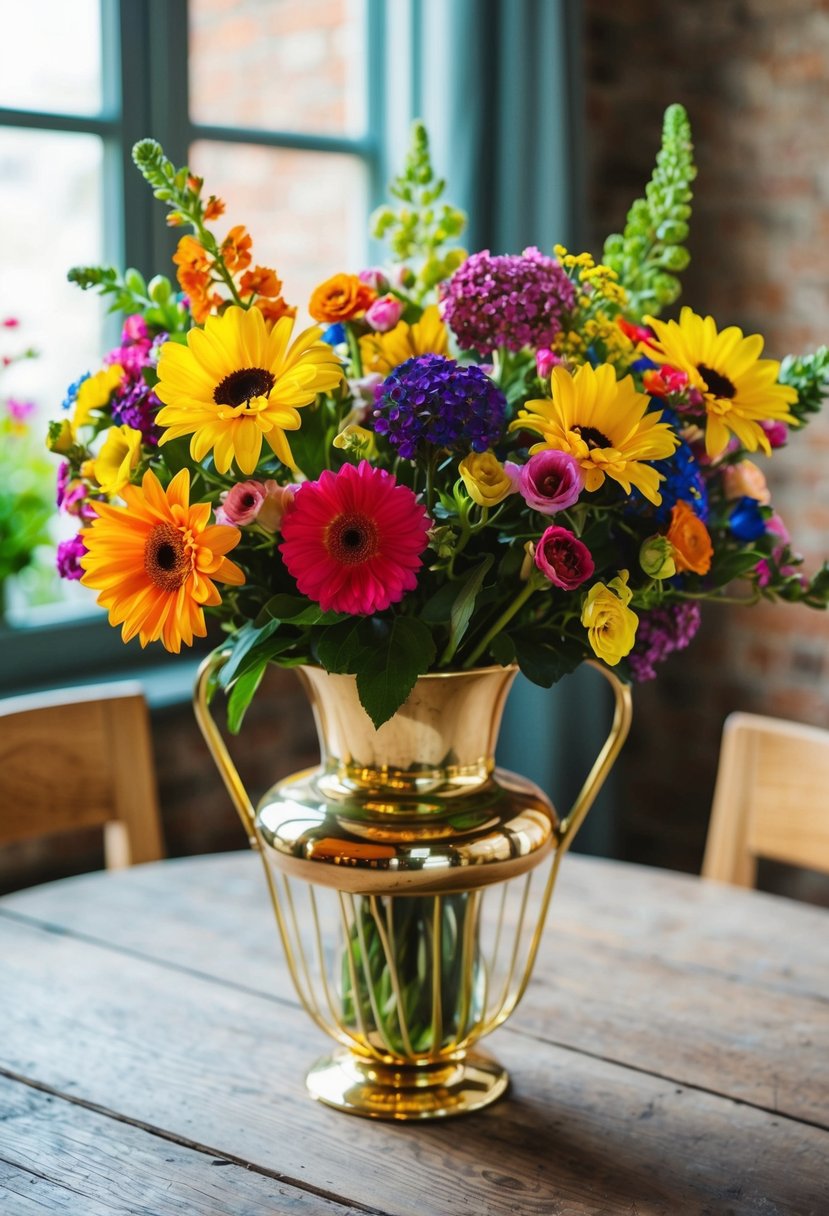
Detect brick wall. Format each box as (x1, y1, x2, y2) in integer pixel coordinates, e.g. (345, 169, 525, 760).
(586, 0, 829, 874)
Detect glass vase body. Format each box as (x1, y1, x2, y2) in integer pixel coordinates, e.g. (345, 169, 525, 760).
(195, 659, 631, 1120)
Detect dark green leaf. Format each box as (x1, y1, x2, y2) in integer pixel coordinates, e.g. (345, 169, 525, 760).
(227, 661, 267, 734)
(511, 633, 584, 688)
(448, 556, 493, 653)
(355, 616, 437, 728)
(315, 618, 373, 673)
(218, 618, 281, 688)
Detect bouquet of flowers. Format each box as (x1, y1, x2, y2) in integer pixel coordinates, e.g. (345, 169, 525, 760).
(49, 104, 829, 729)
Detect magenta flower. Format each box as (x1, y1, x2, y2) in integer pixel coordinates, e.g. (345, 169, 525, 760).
(56, 534, 87, 581)
(6, 397, 36, 423)
(761, 419, 789, 449)
(122, 314, 148, 342)
(536, 348, 564, 379)
(439, 247, 577, 356)
(358, 267, 389, 293)
(279, 461, 431, 615)
(513, 450, 583, 515)
(365, 294, 404, 332)
(534, 526, 594, 590)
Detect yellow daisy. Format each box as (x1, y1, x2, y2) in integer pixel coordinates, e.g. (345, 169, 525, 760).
(511, 363, 678, 505)
(644, 307, 798, 458)
(359, 305, 449, 376)
(80, 468, 244, 653)
(154, 306, 343, 475)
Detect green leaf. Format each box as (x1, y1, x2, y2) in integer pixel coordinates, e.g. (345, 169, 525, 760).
(218, 618, 281, 688)
(261, 593, 342, 626)
(706, 549, 764, 588)
(511, 632, 584, 688)
(449, 556, 493, 650)
(227, 661, 267, 734)
(355, 616, 437, 728)
(315, 618, 373, 673)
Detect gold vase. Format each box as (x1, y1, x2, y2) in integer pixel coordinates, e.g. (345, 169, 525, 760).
(194, 657, 631, 1121)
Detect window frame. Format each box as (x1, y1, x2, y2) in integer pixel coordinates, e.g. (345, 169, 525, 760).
(0, 0, 388, 697)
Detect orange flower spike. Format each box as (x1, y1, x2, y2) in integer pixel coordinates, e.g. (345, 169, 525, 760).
(203, 195, 226, 221)
(221, 224, 253, 273)
(173, 234, 211, 275)
(666, 500, 714, 575)
(253, 296, 297, 324)
(240, 265, 284, 299)
(309, 273, 377, 323)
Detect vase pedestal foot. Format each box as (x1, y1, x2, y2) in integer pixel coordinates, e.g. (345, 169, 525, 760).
(306, 1049, 509, 1120)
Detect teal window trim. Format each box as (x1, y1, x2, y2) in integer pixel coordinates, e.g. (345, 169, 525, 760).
(1, 0, 382, 698)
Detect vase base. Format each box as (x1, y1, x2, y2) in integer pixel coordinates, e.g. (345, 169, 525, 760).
(306, 1049, 509, 1120)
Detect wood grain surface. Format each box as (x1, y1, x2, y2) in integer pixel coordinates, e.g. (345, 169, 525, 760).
(1, 852, 827, 1216)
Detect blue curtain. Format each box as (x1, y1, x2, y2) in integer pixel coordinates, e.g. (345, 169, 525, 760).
(378, 0, 618, 852)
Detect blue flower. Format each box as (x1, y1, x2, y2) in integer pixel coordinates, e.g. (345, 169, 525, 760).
(374, 354, 507, 460)
(322, 323, 346, 346)
(729, 496, 766, 542)
(61, 371, 90, 412)
(627, 408, 708, 525)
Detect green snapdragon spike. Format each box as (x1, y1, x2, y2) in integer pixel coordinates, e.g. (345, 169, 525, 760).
(602, 102, 696, 321)
(779, 346, 829, 425)
(370, 120, 467, 300)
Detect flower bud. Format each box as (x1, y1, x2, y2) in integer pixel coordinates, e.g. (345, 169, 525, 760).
(332, 424, 378, 460)
(458, 451, 516, 507)
(364, 293, 404, 333)
(639, 535, 676, 580)
(47, 418, 75, 455)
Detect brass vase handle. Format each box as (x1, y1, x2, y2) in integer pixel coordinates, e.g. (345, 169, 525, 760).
(555, 661, 633, 855)
(193, 650, 259, 849)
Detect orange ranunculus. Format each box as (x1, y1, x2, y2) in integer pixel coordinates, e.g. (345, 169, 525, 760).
(240, 265, 283, 298)
(666, 500, 713, 575)
(220, 224, 253, 273)
(309, 273, 376, 323)
(253, 296, 297, 324)
(203, 194, 225, 221)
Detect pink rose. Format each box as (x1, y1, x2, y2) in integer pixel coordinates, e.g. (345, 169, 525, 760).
(534, 525, 595, 590)
(514, 450, 583, 514)
(217, 480, 268, 526)
(365, 293, 404, 333)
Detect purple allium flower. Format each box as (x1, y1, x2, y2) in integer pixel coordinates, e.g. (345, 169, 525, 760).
(56, 533, 87, 581)
(628, 602, 702, 682)
(514, 450, 583, 515)
(373, 354, 506, 460)
(111, 382, 162, 445)
(439, 247, 577, 356)
(534, 526, 594, 590)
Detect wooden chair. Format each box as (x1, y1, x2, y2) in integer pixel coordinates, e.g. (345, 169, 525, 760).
(702, 711, 829, 888)
(0, 682, 164, 870)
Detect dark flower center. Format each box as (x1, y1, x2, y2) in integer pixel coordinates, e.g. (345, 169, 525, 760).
(144, 522, 191, 591)
(326, 513, 381, 566)
(214, 367, 275, 407)
(697, 363, 736, 399)
(572, 424, 611, 450)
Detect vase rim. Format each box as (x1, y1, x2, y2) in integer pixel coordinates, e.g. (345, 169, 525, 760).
(298, 662, 519, 681)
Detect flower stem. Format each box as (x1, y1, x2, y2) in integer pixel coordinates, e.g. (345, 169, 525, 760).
(462, 580, 537, 669)
(345, 322, 364, 379)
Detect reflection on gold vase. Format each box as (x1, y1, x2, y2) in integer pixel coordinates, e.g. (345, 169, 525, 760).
(195, 658, 632, 1120)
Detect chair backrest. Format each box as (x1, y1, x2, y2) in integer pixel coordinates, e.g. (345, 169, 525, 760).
(702, 711, 829, 888)
(0, 682, 164, 869)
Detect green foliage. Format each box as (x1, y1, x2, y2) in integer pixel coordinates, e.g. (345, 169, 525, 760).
(778, 346, 829, 425)
(67, 265, 189, 333)
(371, 121, 467, 301)
(603, 103, 696, 320)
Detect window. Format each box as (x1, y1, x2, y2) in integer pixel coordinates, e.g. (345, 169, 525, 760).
(1, 0, 384, 692)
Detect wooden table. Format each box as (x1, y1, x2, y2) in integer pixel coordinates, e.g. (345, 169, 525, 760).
(1, 852, 827, 1215)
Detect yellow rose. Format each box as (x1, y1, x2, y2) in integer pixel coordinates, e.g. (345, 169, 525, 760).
(458, 451, 515, 507)
(74, 364, 124, 428)
(93, 425, 143, 496)
(580, 570, 639, 666)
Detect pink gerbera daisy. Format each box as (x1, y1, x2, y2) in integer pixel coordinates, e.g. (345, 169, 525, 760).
(279, 461, 431, 615)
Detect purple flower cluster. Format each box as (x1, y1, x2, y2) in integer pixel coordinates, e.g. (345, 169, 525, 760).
(439, 247, 577, 356)
(105, 317, 165, 444)
(628, 602, 702, 682)
(374, 354, 506, 460)
(111, 380, 163, 446)
(56, 534, 87, 581)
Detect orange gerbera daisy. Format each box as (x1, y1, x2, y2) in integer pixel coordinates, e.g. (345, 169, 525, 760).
(79, 468, 244, 653)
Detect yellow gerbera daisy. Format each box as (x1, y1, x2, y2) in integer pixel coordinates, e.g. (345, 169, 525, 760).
(80, 468, 244, 653)
(154, 306, 343, 475)
(511, 363, 678, 505)
(644, 307, 798, 458)
(359, 305, 448, 376)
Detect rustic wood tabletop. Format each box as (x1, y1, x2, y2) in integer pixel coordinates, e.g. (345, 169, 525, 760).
(1, 852, 827, 1215)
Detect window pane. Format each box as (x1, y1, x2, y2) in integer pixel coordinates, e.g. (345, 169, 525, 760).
(0, 0, 102, 115)
(189, 0, 366, 136)
(1, 128, 105, 614)
(189, 141, 368, 320)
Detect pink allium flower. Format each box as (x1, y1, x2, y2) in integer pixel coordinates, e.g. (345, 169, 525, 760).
(365, 293, 404, 332)
(279, 461, 431, 615)
(534, 526, 594, 590)
(514, 450, 583, 515)
(439, 247, 577, 356)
